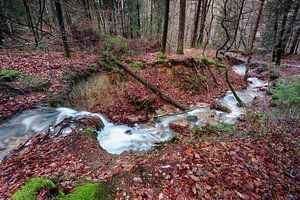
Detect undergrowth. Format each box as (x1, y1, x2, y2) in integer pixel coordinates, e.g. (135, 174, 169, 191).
(273, 75, 300, 112)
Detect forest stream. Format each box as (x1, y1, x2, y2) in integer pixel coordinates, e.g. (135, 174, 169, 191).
(0, 65, 267, 160)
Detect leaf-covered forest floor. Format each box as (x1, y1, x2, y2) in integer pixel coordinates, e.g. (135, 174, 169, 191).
(0, 45, 299, 199)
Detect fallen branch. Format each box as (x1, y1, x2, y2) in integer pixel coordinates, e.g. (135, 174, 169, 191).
(115, 61, 188, 111)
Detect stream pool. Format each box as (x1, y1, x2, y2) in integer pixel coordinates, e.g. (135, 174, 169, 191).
(0, 65, 267, 159)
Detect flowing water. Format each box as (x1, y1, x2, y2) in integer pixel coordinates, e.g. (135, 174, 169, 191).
(0, 65, 267, 160)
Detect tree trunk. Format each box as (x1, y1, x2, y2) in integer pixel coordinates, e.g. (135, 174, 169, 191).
(176, 0, 186, 54)
(289, 26, 300, 54)
(82, 0, 92, 19)
(190, 0, 202, 48)
(275, 0, 293, 65)
(215, 0, 230, 57)
(136, 0, 141, 38)
(202, 0, 215, 54)
(161, 0, 170, 54)
(281, 1, 300, 54)
(244, 0, 265, 80)
(22, 0, 39, 45)
(226, 0, 245, 51)
(116, 62, 188, 110)
(197, 0, 209, 45)
(271, 0, 281, 61)
(54, 0, 71, 58)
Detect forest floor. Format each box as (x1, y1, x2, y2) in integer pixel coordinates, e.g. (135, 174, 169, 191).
(0, 46, 299, 199)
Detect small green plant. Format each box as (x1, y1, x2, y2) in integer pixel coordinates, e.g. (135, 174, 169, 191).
(156, 51, 165, 60)
(88, 63, 98, 72)
(0, 69, 22, 81)
(273, 76, 300, 110)
(130, 62, 141, 68)
(204, 122, 235, 134)
(11, 177, 57, 200)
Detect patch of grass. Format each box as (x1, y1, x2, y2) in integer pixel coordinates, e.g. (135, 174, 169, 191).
(11, 177, 57, 200)
(194, 122, 236, 141)
(156, 51, 165, 60)
(204, 122, 235, 134)
(272, 76, 300, 110)
(130, 62, 141, 68)
(0, 69, 22, 81)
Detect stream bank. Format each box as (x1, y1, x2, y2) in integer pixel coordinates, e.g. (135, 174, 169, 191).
(0, 65, 266, 160)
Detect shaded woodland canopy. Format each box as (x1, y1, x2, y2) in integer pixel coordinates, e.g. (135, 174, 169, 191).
(0, 0, 299, 63)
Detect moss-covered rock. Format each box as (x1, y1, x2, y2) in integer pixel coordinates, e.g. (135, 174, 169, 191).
(11, 177, 57, 200)
(12, 177, 112, 200)
(81, 128, 98, 139)
(58, 182, 110, 200)
(0, 69, 22, 81)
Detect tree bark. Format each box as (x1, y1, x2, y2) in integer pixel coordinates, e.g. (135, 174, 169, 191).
(215, 0, 230, 58)
(275, 0, 293, 65)
(54, 0, 71, 58)
(281, 1, 300, 55)
(289, 25, 300, 54)
(226, 0, 245, 51)
(197, 0, 209, 45)
(176, 0, 186, 54)
(190, 0, 202, 48)
(271, 0, 281, 61)
(161, 0, 170, 54)
(202, 0, 215, 54)
(22, 0, 39, 45)
(244, 0, 265, 80)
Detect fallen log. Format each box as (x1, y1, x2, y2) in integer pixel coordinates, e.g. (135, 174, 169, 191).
(115, 62, 188, 111)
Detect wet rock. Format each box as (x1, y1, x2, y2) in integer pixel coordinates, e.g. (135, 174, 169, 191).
(186, 115, 198, 122)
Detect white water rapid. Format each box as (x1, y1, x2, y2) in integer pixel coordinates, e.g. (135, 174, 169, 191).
(0, 65, 267, 160)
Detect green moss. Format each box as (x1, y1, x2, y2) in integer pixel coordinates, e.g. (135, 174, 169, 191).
(12, 178, 111, 200)
(81, 129, 98, 138)
(11, 177, 57, 200)
(103, 36, 131, 56)
(204, 122, 235, 134)
(0, 69, 22, 81)
(130, 62, 141, 68)
(58, 183, 110, 200)
(200, 58, 226, 68)
(88, 64, 98, 72)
